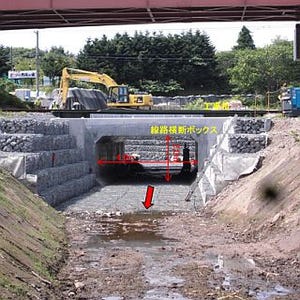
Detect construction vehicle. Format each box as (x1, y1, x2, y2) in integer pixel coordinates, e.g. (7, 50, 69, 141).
(280, 86, 300, 116)
(58, 67, 153, 110)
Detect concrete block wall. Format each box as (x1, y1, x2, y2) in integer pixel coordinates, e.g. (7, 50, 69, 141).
(0, 119, 69, 135)
(0, 118, 95, 206)
(199, 117, 272, 204)
(228, 118, 270, 153)
(0, 134, 76, 152)
(40, 174, 95, 207)
(228, 134, 268, 153)
(233, 118, 272, 134)
(25, 148, 84, 174)
(36, 161, 90, 193)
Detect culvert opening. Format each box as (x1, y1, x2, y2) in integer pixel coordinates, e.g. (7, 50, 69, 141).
(96, 135, 198, 184)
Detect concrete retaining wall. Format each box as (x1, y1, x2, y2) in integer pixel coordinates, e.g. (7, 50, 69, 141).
(0, 118, 95, 206)
(198, 117, 272, 204)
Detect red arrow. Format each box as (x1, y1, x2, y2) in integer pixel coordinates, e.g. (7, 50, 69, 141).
(165, 135, 172, 182)
(98, 159, 194, 165)
(142, 185, 154, 209)
(192, 159, 198, 166)
(98, 158, 198, 166)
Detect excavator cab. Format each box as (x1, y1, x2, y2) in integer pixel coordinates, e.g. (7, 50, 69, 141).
(108, 86, 129, 103)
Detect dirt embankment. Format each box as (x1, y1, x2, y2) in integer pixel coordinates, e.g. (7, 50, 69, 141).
(161, 117, 300, 299)
(211, 117, 300, 252)
(0, 169, 67, 299)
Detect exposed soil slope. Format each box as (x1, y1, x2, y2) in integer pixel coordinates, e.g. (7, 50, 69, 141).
(211, 118, 300, 253)
(0, 169, 66, 299)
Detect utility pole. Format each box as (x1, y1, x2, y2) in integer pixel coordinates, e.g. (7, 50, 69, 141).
(35, 30, 40, 98)
(10, 46, 13, 70)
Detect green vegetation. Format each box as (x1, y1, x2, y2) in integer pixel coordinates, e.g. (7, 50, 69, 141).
(233, 25, 256, 50)
(184, 98, 205, 110)
(229, 38, 300, 94)
(290, 130, 300, 142)
(0, 274, 28, 297)
(41, 46, 75, 86)
(0, 168, 66, 298)
(0, 26, 300, 107)
(0, 46, 10, 77)
(139, 79, 184, 96)
(0, 88, 29, 109)
(77, 30, 219, 94)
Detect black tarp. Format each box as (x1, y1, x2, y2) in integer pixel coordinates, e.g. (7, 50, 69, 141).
(66, 88, 107, 110)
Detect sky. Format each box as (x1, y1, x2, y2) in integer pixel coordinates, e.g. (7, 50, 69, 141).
(0, 21, 296, 54)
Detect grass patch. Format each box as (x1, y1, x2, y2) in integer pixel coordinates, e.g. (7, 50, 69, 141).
(290, 130, 300, 142)
(0, 89, 29, 109)
(0, 274, 28, 297)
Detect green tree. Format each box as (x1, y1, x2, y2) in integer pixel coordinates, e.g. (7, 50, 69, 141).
(229, 39, 300, 94)
(77, 31, 219, 95)
(234, 26, 255, 50)
(139, 79, 183, 96)
(8, 47, 45, 88)
(41, 47, 75, 86)
(0, 46, 10, 77)
(216, 51, 237, 92)
(12, 48, 36, 70)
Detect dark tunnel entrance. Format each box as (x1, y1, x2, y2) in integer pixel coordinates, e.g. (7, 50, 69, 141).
(96, 135, 198, 185)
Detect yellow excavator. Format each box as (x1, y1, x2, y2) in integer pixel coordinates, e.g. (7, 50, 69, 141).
(58, 67, 153, 109)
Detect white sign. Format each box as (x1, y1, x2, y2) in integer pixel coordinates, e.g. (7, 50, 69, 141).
(8, 70, 37, 79)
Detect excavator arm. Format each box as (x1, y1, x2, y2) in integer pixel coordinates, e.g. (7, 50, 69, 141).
(58, 67, 152, 109)
(59, 67, 119, 107)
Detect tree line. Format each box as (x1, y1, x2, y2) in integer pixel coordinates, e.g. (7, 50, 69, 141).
(1, 26, 300, 97)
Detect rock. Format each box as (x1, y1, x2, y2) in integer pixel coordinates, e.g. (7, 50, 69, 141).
(68, 291, 75, 297)
(74, 281, 85, 289)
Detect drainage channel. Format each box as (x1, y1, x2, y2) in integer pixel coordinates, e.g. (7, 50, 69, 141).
(60, 209, 191, 299)
(58, 180, 296, 300)
(58, 176, 199, 299)
(87, 212, 189, 300)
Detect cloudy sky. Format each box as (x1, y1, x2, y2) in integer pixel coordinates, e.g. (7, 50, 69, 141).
(0, 21, 296, 54)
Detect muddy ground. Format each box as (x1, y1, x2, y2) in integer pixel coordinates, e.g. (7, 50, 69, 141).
(56, 118, 300, 300)
(57, 208, 299, 300)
